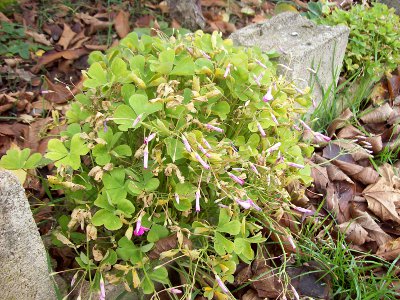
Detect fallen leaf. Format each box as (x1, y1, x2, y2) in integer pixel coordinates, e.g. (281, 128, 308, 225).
(287, 262, 332, 299)
(377, 238, 400, 261)
(42, 77, 73, 104)
(363, 177, 400, 223)
(251, 259, 282, 298)
(337, 222, 370, 245)
(58, 23, 76, 50)
(336, 125, 363, 139)
(350, 204, 392, 247)
(327, 108, 354, 136)
(25, 29, 52, 46)
(360, 103, 393, 124)
(333, 160, 379, 185)
(387, 74, 400, 100)
(114, 11, 130, 38)
(242, 289, 262, 300)
(31, 48, 88, 73)
(148, 234, 191, 260)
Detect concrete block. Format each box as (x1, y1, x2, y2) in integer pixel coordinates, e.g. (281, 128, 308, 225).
(0, 170, 56, 300)
(378, 0, 400, 14)
(230, 12, 349, 109)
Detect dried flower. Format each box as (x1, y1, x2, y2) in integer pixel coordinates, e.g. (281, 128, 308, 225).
(257, 122, 266, 137)
(194, 152, 210, 170)
(227, 172, 244, 185)
(263, 86, 274, 102)
(224, 63, 232, 78)
(206, 124, 224, 133)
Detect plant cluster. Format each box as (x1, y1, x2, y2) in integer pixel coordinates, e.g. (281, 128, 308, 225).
(319, 3, 400, 80)
(0, 21, 50, 59)
(2, 31, 314, 297)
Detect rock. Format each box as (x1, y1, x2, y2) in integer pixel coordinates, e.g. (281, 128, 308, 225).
(377, 0, 400, 14)
(0, 170, 56, 300)
(230, 12, 349, 111)
(166, 0, 205, 30)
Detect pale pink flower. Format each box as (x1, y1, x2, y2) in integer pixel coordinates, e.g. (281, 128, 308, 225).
(175, 193, 180, 204)
(103, 121, 108, 133)
(271, 112, 278, 125)
(198, 144, 211, 158)
(134, 215, 149, 236)
(144, 133, 156, 144)
(255, 59, 267, 69)
(314, 132, 331, 142)
(143, 144, 149, 169)
(235, 199, 252, 209)
(288, 236, 296, 250)
(202, 138, 212, 149)
(195, 190, 201, 212)
(218, 203, 229, 208)
(253, 72, 264, 86)
(194, 152, 210, 170)
(299, 119, 312, 131)
(206, 124, 224, 133)
(257, 122, 266, 137)
(250, 162, 260, 175)
(132, 113, 143, 127)
(263, 86, 274, 102)
(215, 274, 229, 294)
(291, 285, 300, 300)
(169, 288, 182, 294)
(227, 172, 244, 185)
(182, 135, 192, 152)
(99, 276, 105, 300)
(224, 63, 232, 78)
(287, 162, 305, 169)
(267, 142, 281, 153)
(200, 50, 211, 59)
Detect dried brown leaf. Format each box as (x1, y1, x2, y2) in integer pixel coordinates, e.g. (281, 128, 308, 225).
(242, 289, 262, 300)
(337, 222, 370, 245)
(333, 160, 379, 185)
(327, 107, 353, 136)
(114, 11, 130, 38)
(336, 125, 363, 139)
(148, 234, 192, 260)
(363, 177, 400, 223)
(377, 238, 400, 261)
(251, 259, 282, 298)
(25, 29, 52, 46)
(31, 48, 88, 73)
(58, 23, 76, 50)
(42, 77, 72, 104)
(360, 103, 393, 124)
(350, 204, 392, 246)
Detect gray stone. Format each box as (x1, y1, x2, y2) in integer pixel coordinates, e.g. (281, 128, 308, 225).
(378, 0, 400, 14)
(230, 12, 349, 109)
(0, 171, 56, 300)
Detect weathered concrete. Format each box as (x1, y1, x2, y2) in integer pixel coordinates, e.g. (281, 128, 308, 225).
(230, 12, 349, 109)
(378, 0, 400, 14)
(0, 170, 56, 300)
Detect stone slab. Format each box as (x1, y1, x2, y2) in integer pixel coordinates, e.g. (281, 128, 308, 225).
(229, 12, 350, 110)
(0, 170, 56, 300)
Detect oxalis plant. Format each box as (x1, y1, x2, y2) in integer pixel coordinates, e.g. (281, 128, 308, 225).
(38, 31, 315, 298)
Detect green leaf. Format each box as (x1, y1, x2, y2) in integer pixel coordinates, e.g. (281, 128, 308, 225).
(217, 220, 241, 235)
(147, 224, 169, 243)
(113, 104, 136, 131)
(102, 168, 127, 202)
(149, 266, 169, 283)
(91, 209, 122, 231)
(84, 62, 107, 88)
(145, 178, 159, 192)
(234, 238, 254, 260)
(214, 232, 234, 256)
(142, 275, 155, 294)
(113, 145, 132, 157)
(212, 101, 230, 120)
(116, 237, 141, 263)
(129, 94, 162, 116)
(165, 137, 185, 162)
(171, 55, 195, 76)
(45, 134, 88, 170)
(116, 199, 135, 216)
